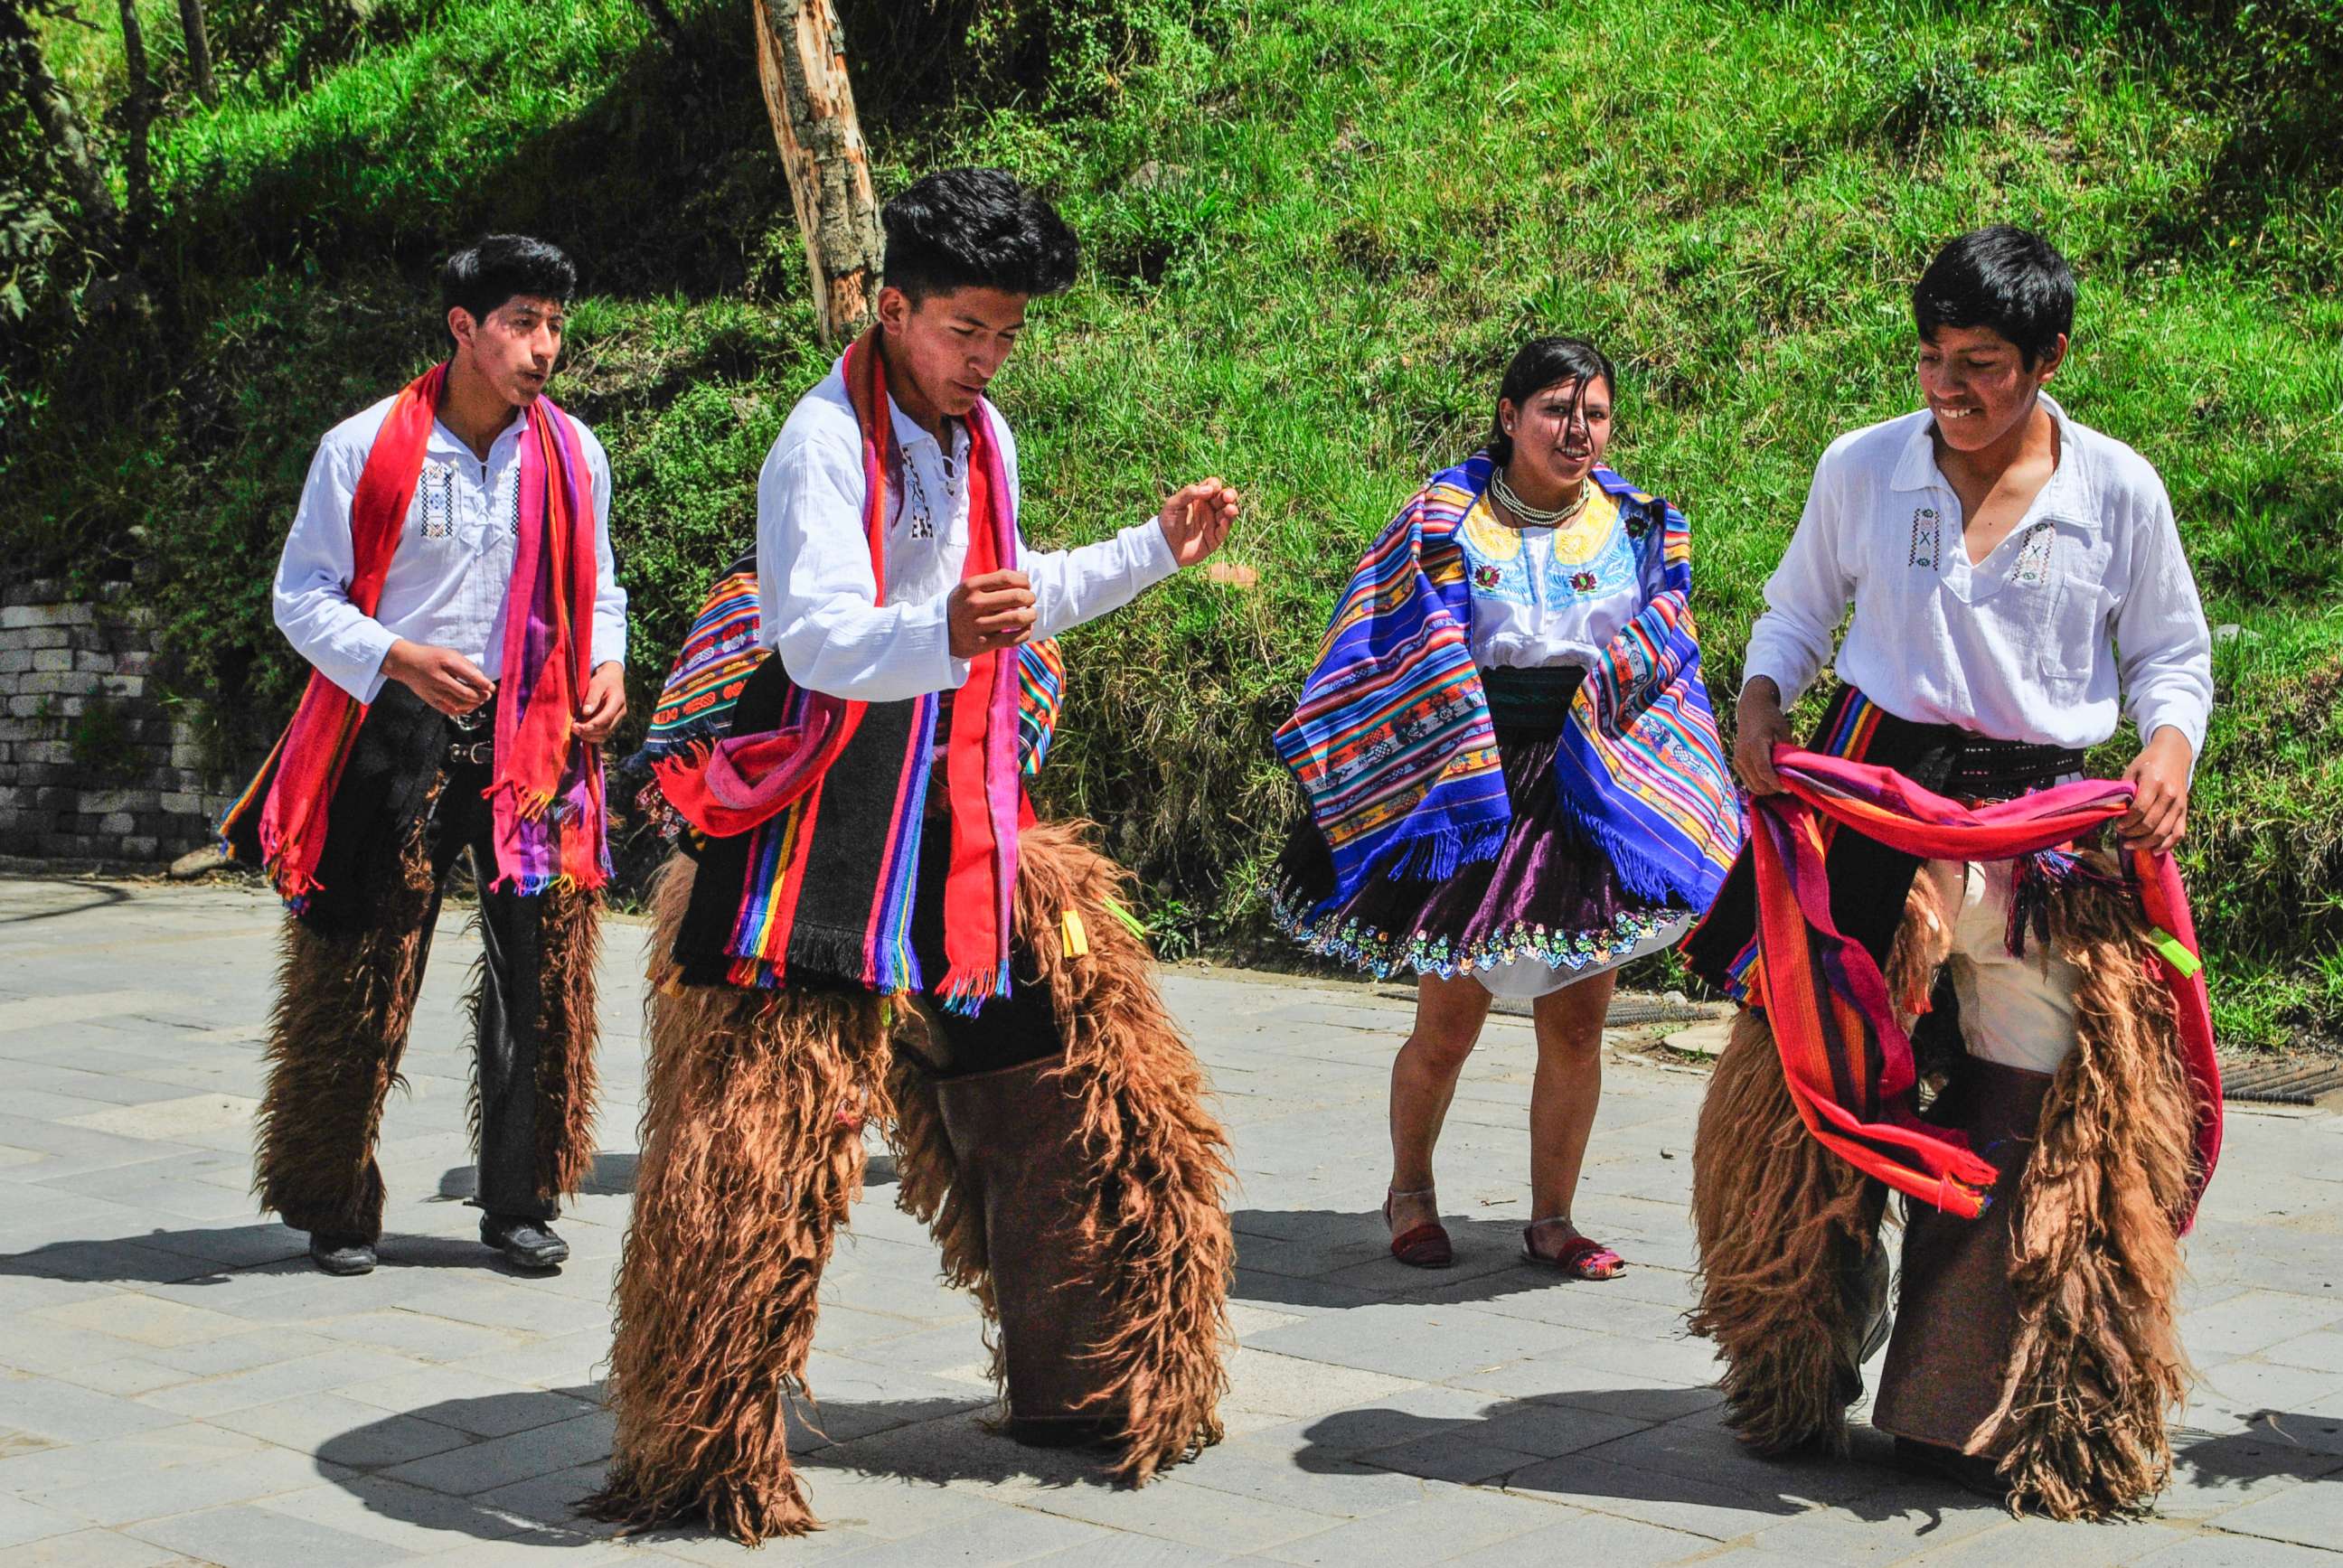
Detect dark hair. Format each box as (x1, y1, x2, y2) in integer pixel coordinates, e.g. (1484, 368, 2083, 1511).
(881, 167, 1080, 305)
(1911, 226, 2074, 368)
(441, 235, 576, 339)
(1486, 336, 1616, 466)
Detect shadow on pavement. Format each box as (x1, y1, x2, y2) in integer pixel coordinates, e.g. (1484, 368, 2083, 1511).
(0, 876, 132, 924)
(1230, 1207, 1652, 1310)
(1294, 1394, 2343, 1531)
(2173, 1413, 2343, 1487)
(0, 1223, 558, 1282)
(314, 1386, 1015, 1547)
(438, 1149, 639, 1201)
(1294, 1394, 1981, 1528)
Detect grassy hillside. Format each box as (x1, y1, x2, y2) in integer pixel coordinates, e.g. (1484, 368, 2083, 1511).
(6, 0, 2339, 1047)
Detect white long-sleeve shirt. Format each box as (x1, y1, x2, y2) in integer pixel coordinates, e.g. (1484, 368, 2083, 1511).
(271, 396, 627, 703)
(1741, 395, 2212, 757)
(756, 359, 1178, 703)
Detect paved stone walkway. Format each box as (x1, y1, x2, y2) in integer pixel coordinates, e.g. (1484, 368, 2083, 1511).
(0, 871, 2338, 1565)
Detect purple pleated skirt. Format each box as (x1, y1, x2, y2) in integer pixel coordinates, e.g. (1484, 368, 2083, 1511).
(1272, 725, 1692, 992)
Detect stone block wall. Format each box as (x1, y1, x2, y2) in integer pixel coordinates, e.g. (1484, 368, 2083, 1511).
(0, 580, 239, 863)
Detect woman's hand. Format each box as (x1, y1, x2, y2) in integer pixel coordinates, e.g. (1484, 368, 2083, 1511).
(1734, 678, 1793, 795)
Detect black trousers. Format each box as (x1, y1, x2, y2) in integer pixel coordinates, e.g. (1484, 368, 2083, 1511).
(895, 797, 1065, 1078)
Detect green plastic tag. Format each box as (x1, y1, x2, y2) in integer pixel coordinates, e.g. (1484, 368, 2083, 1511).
(1102, 897, 1147, 940)
(2145, 929, 2202, 978)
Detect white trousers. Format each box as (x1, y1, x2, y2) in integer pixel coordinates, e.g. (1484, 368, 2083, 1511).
(1918, 859, 2082, 1075)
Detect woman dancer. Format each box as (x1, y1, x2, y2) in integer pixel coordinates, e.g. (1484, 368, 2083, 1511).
(1273, 337, 1741, 1277)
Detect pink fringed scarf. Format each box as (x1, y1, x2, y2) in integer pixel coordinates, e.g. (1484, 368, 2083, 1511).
(1750, 748, 2222, 1228)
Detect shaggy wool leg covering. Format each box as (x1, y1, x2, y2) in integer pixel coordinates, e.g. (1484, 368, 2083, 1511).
(462, 882, 606, 1211)
(251, 809, 439, 1241)
(1688, 879, 1951, 1455)
(531, 882, 604, 1207)
(890, 820, 1236, 1486)
(1982, 863, 2197, 1520)
(586, 853, 893, 1544)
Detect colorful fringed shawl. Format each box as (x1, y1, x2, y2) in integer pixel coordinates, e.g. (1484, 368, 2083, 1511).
(648, 330, 1045, 1008)
(221, 363, 608, 907)
(1739, 746, 2222, 1227)
(1275, 455, 1741, 920)
(631, 547, 1063, 784)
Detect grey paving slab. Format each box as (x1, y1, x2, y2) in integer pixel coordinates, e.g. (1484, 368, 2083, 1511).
(123, 1503, 421, 1567)
(3, 873, 2341, 1564)
(0, 1529, 193, 1567)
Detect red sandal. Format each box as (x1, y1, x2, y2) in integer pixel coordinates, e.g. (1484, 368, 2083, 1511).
(1383, 1187, 1454, 1269)
(1520, 1219, 1623, 1281)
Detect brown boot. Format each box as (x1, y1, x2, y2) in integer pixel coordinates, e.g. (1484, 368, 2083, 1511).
(934, 1054, 1123, 1448)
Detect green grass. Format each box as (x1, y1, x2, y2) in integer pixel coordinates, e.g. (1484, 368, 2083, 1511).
(9, 0, 2342, 1048)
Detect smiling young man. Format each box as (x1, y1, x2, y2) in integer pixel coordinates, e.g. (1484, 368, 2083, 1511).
(225, 235, 626, 1276)
(590, 169, 1239, 1542)
(1681, 228, 2218, 1517)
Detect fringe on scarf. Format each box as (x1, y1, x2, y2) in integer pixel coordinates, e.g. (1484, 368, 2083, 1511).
(250, 794, 440, 1240)
(585, 851, 894, 1545)
(1985, 853, 2197, 1521)
(892, 820, 1234, 1485)
(1688, 877, 1952, 1456)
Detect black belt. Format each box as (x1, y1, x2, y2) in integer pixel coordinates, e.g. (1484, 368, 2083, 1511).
(1940, 735, 2087, 800)
(1481, 663, 1586, 733)
(447, 695, 497, 767)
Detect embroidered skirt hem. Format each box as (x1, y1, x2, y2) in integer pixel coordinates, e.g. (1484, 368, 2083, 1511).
(1272, 726, 1693, 986)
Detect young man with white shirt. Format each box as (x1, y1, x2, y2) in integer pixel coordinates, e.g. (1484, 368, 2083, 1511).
(1683, 228, 2218, 1518)
(590, 169, 1238, 1543)
(224, 236, 626, 1276)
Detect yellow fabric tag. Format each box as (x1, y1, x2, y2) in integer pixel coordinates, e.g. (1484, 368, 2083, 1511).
(2146, 928, 2203, 979)
(1061, 908, 1089, 958)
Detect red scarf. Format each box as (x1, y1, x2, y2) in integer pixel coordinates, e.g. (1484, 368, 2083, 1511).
(225, 364, 607, 905)
(1751, 748, 2221, 1228)
(654, 329, 1024, 1006)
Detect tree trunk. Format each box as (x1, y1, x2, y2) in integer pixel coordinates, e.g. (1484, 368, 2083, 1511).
(751, 0, 882, 346)
(179, 0, 217, 106)
(637, 0, 686, 52)
(117, 0, 155, 268)
(0, 1, 122, 242)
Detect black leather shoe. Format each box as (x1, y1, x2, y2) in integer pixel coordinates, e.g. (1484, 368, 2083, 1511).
(480, 1214, 569, 1270)
(1006, 1414, 1121, 1450)
(308, 1234, 377, 1275)
(1893, 1436, 2011, 1499)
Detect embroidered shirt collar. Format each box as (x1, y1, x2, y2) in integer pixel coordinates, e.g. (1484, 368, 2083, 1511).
(429, 404, 531, 459)
(1887, 393, 2098, 532)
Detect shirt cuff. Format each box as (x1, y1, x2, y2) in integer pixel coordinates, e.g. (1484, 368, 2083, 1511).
(1737, 656, 1807, 709)
(2133, 702, 2207, 766)
(1121, 514, 1180, 586)
(311, 624, 400, 707)
(903, 595, 967, 693)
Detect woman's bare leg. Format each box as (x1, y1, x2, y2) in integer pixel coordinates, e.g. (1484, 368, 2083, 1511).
(1526, 968, 1615, 1261)
(1386, 971, 1492, 1235)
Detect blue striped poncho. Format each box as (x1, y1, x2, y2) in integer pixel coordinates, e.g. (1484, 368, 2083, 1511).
(1275, 455, 1744, 922)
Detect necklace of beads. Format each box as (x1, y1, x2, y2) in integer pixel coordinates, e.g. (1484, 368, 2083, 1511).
(1490, 468, 1590, 528)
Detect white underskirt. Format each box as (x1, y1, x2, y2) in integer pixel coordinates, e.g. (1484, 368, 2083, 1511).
(1471, 914, 1691, 1001)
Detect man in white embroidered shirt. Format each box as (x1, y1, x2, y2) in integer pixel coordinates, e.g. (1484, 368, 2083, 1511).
(226, 236, 626, 1277)
(1683, 228, 2217, 1519)
(593, 169, 1239, 1542)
